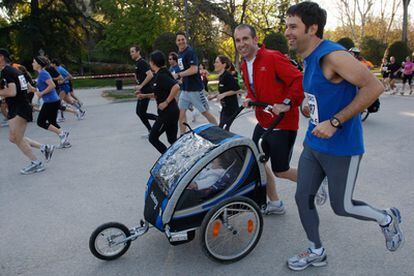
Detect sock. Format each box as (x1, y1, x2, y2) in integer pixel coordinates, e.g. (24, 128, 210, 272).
(269, 200, 282, 207)
(379, 214, 392, 227)
(310, 247, 324, 255)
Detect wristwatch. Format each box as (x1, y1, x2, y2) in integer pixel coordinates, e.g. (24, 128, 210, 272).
(282, 98, 291, 106)
(330, 116, 343, 129)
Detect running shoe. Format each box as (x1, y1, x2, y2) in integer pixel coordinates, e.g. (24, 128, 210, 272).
(20, 161, 45, 175)
(41, 144, 55, 162)
(287, 248, 327, 271)
(59, 131, 70, 148)
(315, 177, 329, 206)
(381, 207, 404, 252)
(261, 201, 286, 215)
(76, 109, 86, 120)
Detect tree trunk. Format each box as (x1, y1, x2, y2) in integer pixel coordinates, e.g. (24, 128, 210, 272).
(402, 0, 410, 42)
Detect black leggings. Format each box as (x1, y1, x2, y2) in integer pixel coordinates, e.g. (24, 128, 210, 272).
(136, 98, 158, 131)
(37, 101, 60, 130)
(149, 107, 179, 154)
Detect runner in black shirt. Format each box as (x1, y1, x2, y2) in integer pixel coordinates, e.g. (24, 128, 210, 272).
(0, 49, 54, 174)
(130, 45, 157, 136)
(387, 56, 401, 93)
(137, 50, 180, 154)
(208, 55, 240, 127)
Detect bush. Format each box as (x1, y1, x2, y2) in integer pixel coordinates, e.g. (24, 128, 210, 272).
(263, 32, 289, 54)
(337, 37, 355, 50)
(360, 37, 387, 66)
(80, 62, 134, 75)
(152, 32, 178, 57)
(387, 41, 412, 65)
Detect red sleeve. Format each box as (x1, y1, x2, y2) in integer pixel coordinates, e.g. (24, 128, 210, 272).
(273, 52, 304, 107)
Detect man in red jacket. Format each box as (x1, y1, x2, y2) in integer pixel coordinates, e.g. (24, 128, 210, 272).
(234, 24, 304, 214)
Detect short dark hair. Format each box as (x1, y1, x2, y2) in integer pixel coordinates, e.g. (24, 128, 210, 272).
(149, 50, 166, 68)
(234, 24, 257, 38)
(286, 1, 327, 39)
(0, 48, 11, 63)
(217, 55, 232, 70)
(175, 31, 187, 38)
(51, 59, 61, 66)
(34, 56, 49, 68)
(131, 45, 141, 52)
(168, 52, 178, 61)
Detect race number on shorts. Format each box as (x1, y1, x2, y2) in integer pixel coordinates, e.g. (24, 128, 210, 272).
(305, 92, 319, 125)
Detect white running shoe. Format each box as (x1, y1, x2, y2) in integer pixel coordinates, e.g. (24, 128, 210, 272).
(381, 207, 404, 252)
(262, 201, 286, 215)
(41, 144, 55, 162)
(59, 131, 70, 148)
(288, 248, 327, 271)
(20, 161, 45, 175)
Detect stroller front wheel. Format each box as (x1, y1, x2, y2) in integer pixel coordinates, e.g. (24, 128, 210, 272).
(89, 222, 131, 260)
(200, 196, 263, 263)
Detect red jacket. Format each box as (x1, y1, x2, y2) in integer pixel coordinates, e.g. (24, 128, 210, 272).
(241, 45, 304, 130)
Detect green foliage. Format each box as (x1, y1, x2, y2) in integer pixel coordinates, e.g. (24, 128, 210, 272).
(263, 32, 288, 54)
(152, 32, 177, 57)
(360, 37, 387, 66)
(337, 37, 355, 50)
(96, 0, 177, 56)
(388, 41, 412, 64)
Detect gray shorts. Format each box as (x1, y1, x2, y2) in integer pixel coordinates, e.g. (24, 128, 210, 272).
(178, 90, 209, 113)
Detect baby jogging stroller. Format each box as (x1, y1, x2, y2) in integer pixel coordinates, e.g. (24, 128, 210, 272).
(89, 102, 284, 263)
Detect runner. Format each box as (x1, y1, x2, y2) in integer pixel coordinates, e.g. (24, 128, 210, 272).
(130, 45, 157, 137)
(168, 52, 181, 75)
(30, 56, 71, 149)
(380, 57, 391, 91)
(401, 56, 413, 95)
(137, 50, 180, 154)
(285, 2, 403, 270)
(172, 31, 217, 135)
(207, 55, 240, 128)
(0, 49, 55, 174)
(50, 59, 86, 120)
(234, 24, 305, 215)
(387, 56, 401, 94)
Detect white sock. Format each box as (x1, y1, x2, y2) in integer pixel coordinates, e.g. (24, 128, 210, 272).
(269, 200, 282, 207)
(310, 247, 324, 255)
(379, 214, 392, 227)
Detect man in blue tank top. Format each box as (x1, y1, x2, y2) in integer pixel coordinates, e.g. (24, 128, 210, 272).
(283, 2, 404, 271)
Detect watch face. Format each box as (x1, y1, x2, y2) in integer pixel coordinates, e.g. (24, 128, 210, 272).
(283, 99, 291, 105)
(331, 118, 340, 127)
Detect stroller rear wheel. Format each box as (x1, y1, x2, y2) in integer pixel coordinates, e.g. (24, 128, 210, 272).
(200, 196, 263, 263)
(89, 222, 131, 260)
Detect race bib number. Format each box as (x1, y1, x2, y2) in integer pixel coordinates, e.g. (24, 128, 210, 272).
(305, 92, 319, 125)
(18, 75, 28, 90)
(177, 58, 184, 71)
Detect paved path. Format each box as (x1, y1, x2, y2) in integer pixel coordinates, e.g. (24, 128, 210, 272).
(0, 88, 413, 276)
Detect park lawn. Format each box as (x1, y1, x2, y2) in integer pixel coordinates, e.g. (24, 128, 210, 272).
(73, 78, 136, 89)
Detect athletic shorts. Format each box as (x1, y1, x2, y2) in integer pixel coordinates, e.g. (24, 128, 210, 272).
(252, 124, 297, 173)
(178, 90, 209, 113)
(59, 83, 71, 94)
(402, 74, 412, 85)
(7, 103, 33, 122)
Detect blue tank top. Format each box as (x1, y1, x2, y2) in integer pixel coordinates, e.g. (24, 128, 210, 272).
(303, 40, 364, 156)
